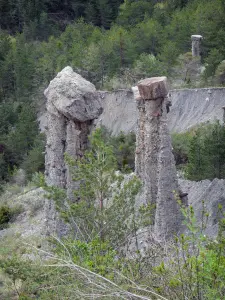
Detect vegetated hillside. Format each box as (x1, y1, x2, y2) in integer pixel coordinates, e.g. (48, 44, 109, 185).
(1, 0, 225, 184)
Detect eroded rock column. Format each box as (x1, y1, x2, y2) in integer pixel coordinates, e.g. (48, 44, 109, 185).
(135, 77, 182, 239)
(44, 66, 102, 198)
(191, 35, 203, 57)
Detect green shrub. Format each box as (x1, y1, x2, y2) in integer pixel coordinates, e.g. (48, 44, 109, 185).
(152, 202, 225, 300)
(0, 204, 23, 229)
(171, 122, 225, 181)
(171, 132, 192, 166)
(0, 205, 11, 227)
(215, 60, 225, 85)
(186, 122, 225, 180)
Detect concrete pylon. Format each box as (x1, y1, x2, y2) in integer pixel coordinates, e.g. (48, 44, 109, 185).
(135, 77, 182, 239)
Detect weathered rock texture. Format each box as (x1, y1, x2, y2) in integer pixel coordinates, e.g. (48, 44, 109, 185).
(94, 89, 137, 135)
(44, 66, 102, 197)
(191, 35, 203, 57)
(91, 87, 225, 135)
(169, 88, 225, 132)
(135, 77, 182, 239)
(179, 178, 225, 237)
(126, 178, 225, 255)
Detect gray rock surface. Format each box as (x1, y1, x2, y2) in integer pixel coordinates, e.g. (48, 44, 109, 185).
(126, 178, 225, 255)
(135, 77, 181, 239)
(44, 67, 102, 195)
(0, 187, 56, 243)
(41, 87, 225, 136)
(93, 87, 225, 135)
(168, 88, 225, 132)
(45, 66, 102, 122)
(94, 89, 137, 135)
(179, 178, 225, 237)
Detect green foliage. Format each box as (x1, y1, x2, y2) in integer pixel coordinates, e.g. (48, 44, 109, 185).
(4, 105, 40, 165)
(215, 60, 225, 85)
(13, 33, 36, 102)
(68, 127, 117, 205)
(171, 132, 192, 166)
(203, 49, 223, 80)
(186, 122, 225, 180)
(133, 53, 166, 78)
(138, 203, 156, 227)
(0, 256, 83, 299)
(1, 1, 225, 298)
(116, 0, 154, 27)
(174, 52, 200, 84)
(1, 0, 225, 175)
(171, 122, 225, 180)
(62, 128, 141, 247)
(55, 238, 117, 277)
(0, 205, 12, 229)
(1, 195, 225, 300)
(0, 204, 22, 229)
(106, 130, 136, 172)
(21, 134, 45, 180)
(153, 202, 225, 300)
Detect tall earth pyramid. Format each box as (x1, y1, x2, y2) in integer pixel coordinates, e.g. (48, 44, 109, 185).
(135, 77, 182, 239)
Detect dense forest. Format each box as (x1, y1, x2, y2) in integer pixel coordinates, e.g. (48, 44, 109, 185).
(1, 0, 225, 184)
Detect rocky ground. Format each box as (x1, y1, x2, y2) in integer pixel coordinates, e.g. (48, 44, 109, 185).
(0, 185, 58, 259)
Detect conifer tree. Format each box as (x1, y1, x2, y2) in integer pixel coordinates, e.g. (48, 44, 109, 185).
(186, 130, 207, 181)
(63, 128, 141, 246)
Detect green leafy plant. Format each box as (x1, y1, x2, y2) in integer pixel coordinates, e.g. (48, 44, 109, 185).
(153, 201, 225, 300)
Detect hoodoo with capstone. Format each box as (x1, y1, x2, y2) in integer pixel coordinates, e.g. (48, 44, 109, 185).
(44, 66, 102, 198)
(191, 35, 203, 57)
(135, 77, 182, 239)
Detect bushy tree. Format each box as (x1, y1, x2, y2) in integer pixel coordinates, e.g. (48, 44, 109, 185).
(133, 53, 166, 79)
(203, 48, 223, 80)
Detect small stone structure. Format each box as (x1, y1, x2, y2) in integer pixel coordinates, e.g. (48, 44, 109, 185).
(135, 77, 182, 239)
(44, 66, 102, 198)
(191, 35, 203, 57)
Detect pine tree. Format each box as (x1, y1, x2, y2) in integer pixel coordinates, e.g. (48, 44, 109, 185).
(186, 130, 207, 180)
(63, 128, 141, 245)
